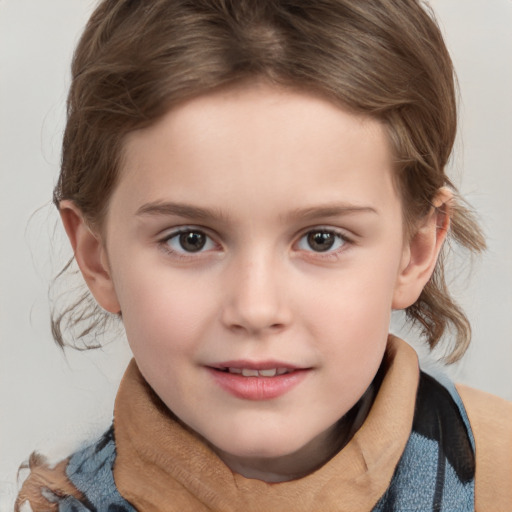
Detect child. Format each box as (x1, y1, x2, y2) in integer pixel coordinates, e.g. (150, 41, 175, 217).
(16, 0, 512, 510)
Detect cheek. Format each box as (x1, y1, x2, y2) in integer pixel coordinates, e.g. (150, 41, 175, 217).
(308, 251, 400, 330)
(312, 288, 391, 370)
(302, 250, 402, 384)
(111, 261, 218, 359)
(114, 271, 220, 411)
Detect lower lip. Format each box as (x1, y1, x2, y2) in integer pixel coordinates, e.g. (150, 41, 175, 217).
(207, 368, 309, 401)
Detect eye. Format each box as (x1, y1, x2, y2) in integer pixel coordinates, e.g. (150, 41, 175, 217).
(296, 229, 347, 253)
(162, 229, 216, 254)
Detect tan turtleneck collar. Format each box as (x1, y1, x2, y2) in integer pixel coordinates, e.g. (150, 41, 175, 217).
(112, 336, 420, 512)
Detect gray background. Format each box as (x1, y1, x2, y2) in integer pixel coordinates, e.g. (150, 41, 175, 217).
(1, 0, 511, 507)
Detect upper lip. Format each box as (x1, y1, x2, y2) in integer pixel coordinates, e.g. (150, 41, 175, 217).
(209, 360, 305, 371)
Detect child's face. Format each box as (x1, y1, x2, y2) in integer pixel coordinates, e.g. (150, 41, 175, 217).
(99, 83, 412, 478)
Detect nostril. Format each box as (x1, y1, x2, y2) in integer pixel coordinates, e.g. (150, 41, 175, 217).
(229, 324, 246, 333)
(227, 322, 285, 336)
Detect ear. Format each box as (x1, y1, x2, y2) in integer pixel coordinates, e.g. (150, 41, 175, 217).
(59, 200, 121, 314)
(392, 188, 452, 310)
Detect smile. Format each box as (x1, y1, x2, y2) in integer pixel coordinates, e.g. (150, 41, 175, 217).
(207, 362, 310, 400)
(219, 367, 292, 377)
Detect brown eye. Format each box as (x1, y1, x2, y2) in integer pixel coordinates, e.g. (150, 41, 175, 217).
(179, 231, 207, 252)
(296, 229, 347, 254)
(163, 229, 215, 254)
(306, 231, 336, 252)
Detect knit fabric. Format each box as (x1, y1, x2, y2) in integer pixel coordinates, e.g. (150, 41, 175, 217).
(373, 373, 474, 511)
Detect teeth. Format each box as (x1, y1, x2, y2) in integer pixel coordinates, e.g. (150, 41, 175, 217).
(241, 369, 259, 377)
(226, 368, 291, 377)
(259, 368, 277, 377)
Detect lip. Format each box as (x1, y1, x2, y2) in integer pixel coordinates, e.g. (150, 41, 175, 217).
(211, 359, 303, 371)
(207, 360, 310, 401)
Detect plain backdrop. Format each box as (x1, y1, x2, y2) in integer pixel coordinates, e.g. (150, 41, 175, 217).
(1, 0, 511, 508)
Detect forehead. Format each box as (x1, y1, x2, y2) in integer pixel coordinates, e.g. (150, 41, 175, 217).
(114, 82, 399, 220)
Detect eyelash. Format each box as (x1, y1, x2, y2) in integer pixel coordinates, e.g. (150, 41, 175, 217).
(159, 227, 219, 260)
(295, 228, 352, 260)
(158, 226, 353, 261)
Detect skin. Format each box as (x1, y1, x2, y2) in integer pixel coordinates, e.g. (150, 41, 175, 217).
(61, 82, 449, 482)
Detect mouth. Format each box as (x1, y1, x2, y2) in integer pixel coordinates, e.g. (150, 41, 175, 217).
(209, 360, 305, 377)
(207, 361, 310, 400)
(213, 367, 294, 377)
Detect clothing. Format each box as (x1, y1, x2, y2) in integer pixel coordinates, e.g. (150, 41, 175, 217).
(16, 337, 512, 511)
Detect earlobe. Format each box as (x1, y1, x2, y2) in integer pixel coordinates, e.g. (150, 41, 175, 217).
(392, 188, 452, 310)
(59, 200, 121, 314)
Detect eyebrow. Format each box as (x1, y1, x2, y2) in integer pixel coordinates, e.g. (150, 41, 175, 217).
(284, 203, 378, 222)
(136, 201, 229, 221)
(136, 201, 377, 222)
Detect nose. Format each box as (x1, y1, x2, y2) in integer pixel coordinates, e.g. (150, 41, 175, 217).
(220, 251, 292, 336)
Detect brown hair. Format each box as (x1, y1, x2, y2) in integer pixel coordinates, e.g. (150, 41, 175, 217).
(52, 0, 485, 361)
